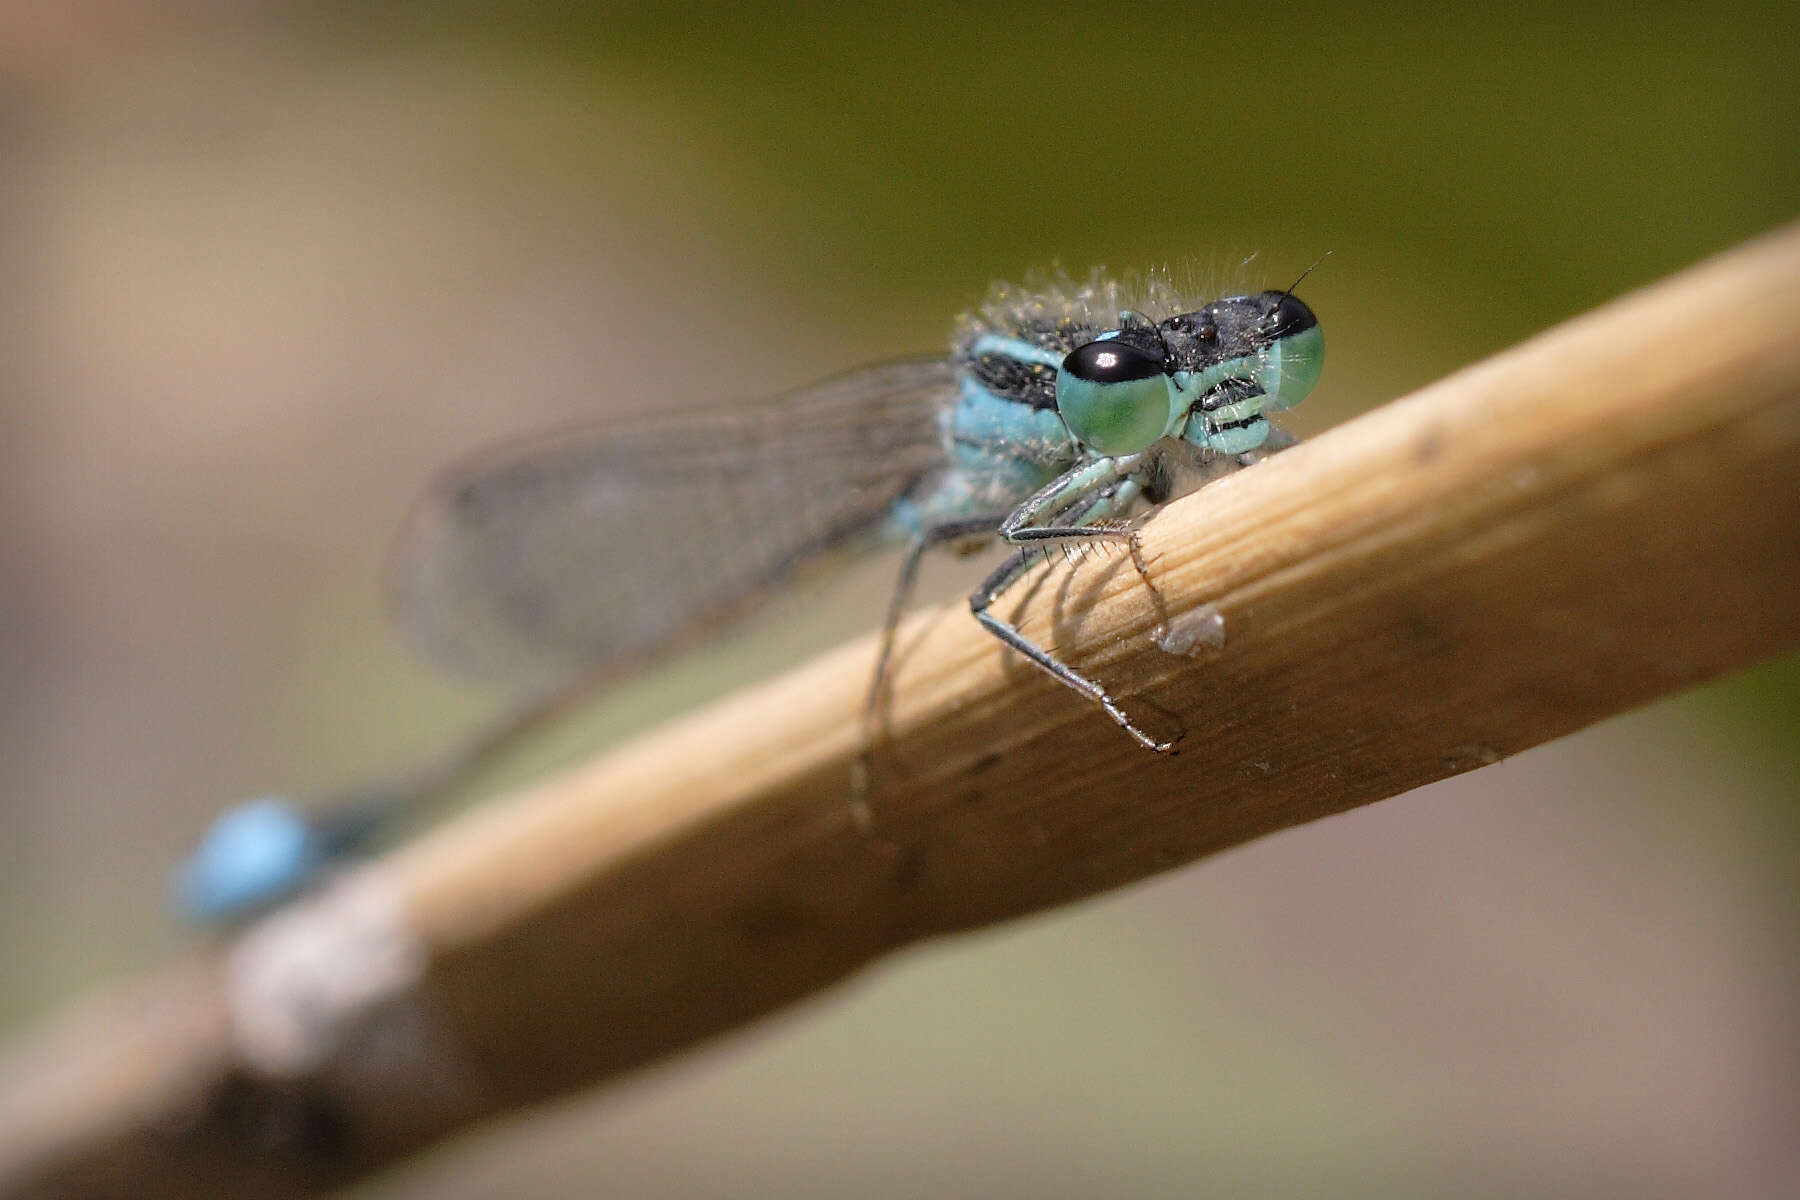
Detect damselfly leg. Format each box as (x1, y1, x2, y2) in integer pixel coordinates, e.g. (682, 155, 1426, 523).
(971, 454, 1178, 754)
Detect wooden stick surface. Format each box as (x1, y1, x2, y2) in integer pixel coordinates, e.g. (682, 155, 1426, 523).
(4, 223, 1799, 1199)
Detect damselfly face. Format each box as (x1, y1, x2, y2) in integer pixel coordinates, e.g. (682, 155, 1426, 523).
(1055, 291, 1324, 457)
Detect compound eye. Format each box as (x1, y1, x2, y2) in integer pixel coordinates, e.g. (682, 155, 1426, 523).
(1249, 293, 1324, 410)
(1056, 339, 1175, 456)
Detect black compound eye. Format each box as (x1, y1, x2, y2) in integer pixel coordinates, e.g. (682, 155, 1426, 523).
(1061, 338, 1164, 384)
(1255, 290, 1318, 340)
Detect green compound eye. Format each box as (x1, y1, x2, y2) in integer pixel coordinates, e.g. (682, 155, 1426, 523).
(1251, 293, 1324, 410)
(1056, 339, 1177, 456)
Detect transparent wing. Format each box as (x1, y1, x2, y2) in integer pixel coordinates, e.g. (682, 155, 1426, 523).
(391, 357, 955, 691)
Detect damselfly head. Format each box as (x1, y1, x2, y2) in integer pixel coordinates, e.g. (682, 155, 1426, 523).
(1054, 279, 1325, 456)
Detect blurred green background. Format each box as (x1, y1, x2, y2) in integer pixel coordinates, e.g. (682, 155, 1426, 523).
(1, 1, 1795, 1196)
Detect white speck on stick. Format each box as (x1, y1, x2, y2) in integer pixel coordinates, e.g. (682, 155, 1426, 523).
(225, 869, 426, 1077)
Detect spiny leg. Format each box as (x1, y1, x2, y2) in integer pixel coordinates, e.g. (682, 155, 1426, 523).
(851, 512, 1011, 828)
(971, 456, 1178, 753)
(1001, 454, 1159, 590)
(970, 547, 1174, 753)
(1008, 517, 1157, 594)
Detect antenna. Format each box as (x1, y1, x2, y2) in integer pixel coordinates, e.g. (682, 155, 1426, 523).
(1280, 251, 1332, 303)
(1262, 251, 1333, 326)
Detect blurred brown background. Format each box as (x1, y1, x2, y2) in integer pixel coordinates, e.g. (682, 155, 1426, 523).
(1, 2, 1796, 1196)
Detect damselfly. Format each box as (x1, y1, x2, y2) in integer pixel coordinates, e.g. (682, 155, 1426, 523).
(174, 270, 1323, 922)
